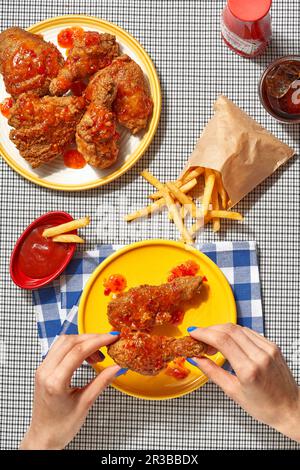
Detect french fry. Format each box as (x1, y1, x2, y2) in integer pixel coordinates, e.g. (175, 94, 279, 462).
(180, 205, 187, 222)
(211, 186, 220, 232)
(149, 180, 183, 200)
(124, 178, 197, 222)
(126, 168, 243, 236)
(201, 169, 215, 216)
(166, 181, 200, 219)
(149, 167, 203, 200)
(208, 210, 243, 221)
(168, 195, 177, 222)
(191, 209, 243, 235)
(215, 171, 228, 209)
(124, 179, 198, 223)
(124, 199, 165, 222)
(160, 186, 194, 244)
(42, 217, 90, 238)
(52, 235, 85, 243)
(139, 173, 192, 243)
(190, 214, 210, 236)
(182, 166, 204, 184)
(177, 178, 198, 194)
(141, 170, 162, 190)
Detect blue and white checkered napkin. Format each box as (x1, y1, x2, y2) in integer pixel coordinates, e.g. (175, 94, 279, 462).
(32, 242, 264, 358)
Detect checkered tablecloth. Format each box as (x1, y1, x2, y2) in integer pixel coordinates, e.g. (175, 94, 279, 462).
(32, 242, 263, 358)
(1, 0, 299, 450)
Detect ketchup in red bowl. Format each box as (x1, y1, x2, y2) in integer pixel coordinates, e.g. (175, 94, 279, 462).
(10, 212, 76, 289)
(18, 224, 71, 279)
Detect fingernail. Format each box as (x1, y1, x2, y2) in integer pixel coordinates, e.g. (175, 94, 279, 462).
(109, 331, 120, 336)
(115, 368, 128, 377)
(186, 358, 199, 367)
(187, 326, 197, 333)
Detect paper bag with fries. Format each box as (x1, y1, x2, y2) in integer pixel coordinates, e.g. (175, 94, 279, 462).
(182, 95, 295, 208)
(125, 95, 294, 243)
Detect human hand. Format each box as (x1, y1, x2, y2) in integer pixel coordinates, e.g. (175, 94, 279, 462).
(187, 324, 300, 442)
(20, 333, 123, 450)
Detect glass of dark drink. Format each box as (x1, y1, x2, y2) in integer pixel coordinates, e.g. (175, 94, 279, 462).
(259, 56, 300, 123)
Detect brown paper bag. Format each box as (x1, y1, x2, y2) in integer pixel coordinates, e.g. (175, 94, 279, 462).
(182, 95, 295, 207)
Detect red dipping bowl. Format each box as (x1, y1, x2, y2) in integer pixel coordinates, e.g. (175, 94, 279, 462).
(10, 211, 77, 290)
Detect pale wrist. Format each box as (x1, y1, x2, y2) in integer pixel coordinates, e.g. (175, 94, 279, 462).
(20, 427, 62, 450)
(273, 389, 300, 443)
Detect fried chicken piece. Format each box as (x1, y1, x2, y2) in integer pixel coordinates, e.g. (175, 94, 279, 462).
(8, 92, 86, 168)
(85, 55, 153, 134)
(0, 27, 64, 98)
(49, 31, 119, 96)
(76, 77, 120, 168)
(107, 276, 203, 332)
(108, 330, 207, 375)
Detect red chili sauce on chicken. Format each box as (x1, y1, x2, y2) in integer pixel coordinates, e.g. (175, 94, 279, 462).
(165, 357, 190, 380)
(0, 97, 13, 117)
(168, 259, 200, 282)
(104, 274, 127, 296)
(57, 27, 84, 48)
(63, 149, 86, 169)
(70, 80, 86, 96)
(9, 43, 62, 91)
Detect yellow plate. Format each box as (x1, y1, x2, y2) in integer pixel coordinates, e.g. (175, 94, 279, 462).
(78, 240, 237, 400)
(0, 15, 161, 191)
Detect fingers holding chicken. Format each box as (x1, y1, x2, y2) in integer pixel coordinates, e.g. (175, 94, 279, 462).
(76, 77, 120, 168)
(0, 27, 64, 97)
(49, 31, 119, 96)
(85, 55, 153, 134)
(107, 276, 203, 332)
(8, 92, 85, 168)
(107, 330, 207, 375)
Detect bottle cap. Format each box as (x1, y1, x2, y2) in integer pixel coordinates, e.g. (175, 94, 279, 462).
(228, 0, 272, 22)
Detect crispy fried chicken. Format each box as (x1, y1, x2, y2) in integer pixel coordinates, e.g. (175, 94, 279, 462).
(76, 76, 120, 168)
(8, 92, 86, 168)
(85, 55, 153, 134)
(0, 27, 64, 97)
(107, 276, 203, 332)
(49, 31, 119, 96)
(108, 330, 207, 375)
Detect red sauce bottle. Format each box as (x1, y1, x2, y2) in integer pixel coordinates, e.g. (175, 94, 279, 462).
(221, 0, 272, 58)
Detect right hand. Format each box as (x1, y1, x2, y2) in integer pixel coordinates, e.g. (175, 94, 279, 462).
(188, 323, 300, 442)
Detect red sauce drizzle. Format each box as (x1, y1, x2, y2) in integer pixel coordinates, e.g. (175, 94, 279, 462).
(57, 27, 84, 48)
(10, 45, 61, 84)
(104, 274, 127, 296)
(0, 97, 13, 117)
(83, 31, 101, 47)
(63, 149, 86, 169)
(70, 80, 86, 96)
(165, 357, 190, 380)
(18, 224, 71, 279)
(168, 259, 200, 282)
(170, 310, 185, 326)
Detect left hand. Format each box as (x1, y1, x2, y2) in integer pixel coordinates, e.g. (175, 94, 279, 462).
(20, 333, 121, 450)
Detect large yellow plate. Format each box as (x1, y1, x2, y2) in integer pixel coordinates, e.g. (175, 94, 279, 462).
(78, 240, 236, 400)
(0, 15, 161, 191)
